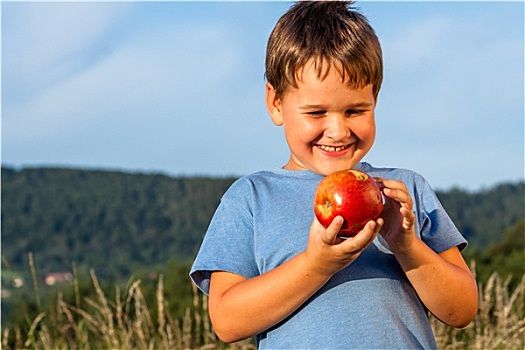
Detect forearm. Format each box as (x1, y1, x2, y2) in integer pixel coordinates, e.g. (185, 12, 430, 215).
(209, 218, 380, 343)
(394, 239, 478, 328)
(209, 252, 331, 342)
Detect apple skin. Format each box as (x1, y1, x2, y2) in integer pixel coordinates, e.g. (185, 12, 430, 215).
(314, 169, 384, 237)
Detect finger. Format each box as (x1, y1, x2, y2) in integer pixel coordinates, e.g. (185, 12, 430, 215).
(378, 179, 409, 202)
(360, 218, 383, 250)
(400, 205, 415, 218)
(383, 188, 413, 209)
(341, 220, 378, 252)
(379, 179, 406, 190)
(374, 177, 386, 190)
(322, 216, 344, 245)
(374, 217, 384, 234)
(400, 207, 416, 229)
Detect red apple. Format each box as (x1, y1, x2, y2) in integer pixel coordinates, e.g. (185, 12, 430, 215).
(314, 169, 383, 237)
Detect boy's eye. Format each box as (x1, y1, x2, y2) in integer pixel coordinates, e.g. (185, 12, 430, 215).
(346, 109, 365, 116)
(307, 111, 326, 117)
(304, 109, 367, 118)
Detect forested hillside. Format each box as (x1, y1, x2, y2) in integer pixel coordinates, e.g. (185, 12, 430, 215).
(1, 167, 236, 279)
(2, 166, 524, 280)
(436, 183, 525, 247)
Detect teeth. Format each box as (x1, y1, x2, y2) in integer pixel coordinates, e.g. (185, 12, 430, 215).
(319, 145, 348, 152)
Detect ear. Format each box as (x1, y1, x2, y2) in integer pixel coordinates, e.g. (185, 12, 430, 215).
(265, 82, 284, 126)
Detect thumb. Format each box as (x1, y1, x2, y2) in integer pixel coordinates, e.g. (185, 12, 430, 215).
(322, 216, 344, 245)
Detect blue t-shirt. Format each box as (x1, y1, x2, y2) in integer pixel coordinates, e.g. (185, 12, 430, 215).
(190, 162, 466, 349)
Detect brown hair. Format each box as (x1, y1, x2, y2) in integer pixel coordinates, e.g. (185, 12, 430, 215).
(265, 1, 383, 99)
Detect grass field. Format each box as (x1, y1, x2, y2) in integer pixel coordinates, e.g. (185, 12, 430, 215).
(2, 263, 524, 350)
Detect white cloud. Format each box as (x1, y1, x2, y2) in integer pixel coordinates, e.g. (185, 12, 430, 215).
(378, 10, 523, 133)
(4, 12, 244, 143)
(3, 2, 133, 106)
(364, 2, 523, 189)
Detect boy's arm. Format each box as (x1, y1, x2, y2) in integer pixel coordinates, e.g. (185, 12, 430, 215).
(401, 242, 477, 327)
(379, 179, 478, 328)
(208, 216, 381, 343)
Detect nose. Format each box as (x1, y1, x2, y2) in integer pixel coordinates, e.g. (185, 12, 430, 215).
(324, 114, 351, 141)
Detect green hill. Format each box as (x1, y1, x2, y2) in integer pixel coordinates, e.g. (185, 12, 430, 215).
(1, 166, 235, 279)
(1, 166, 524, 280)
(435, 183, 525, 247)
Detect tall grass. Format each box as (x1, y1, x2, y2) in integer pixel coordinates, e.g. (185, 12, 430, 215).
(1, 268, 255, 350)
(2, 264, 524, 349)
(431, 268, 525, 350)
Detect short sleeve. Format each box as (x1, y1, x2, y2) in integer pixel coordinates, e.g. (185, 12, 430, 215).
(190, 180, 259, 295)
(414, 175, 467, 253)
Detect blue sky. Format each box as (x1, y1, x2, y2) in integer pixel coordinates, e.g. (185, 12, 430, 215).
(2, 1, 524, 191)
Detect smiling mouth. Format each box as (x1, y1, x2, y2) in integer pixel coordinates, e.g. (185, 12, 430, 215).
(317, 144, 351, 153)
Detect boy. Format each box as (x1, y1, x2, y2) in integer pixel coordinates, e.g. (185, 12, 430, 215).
(190, 1, 478, 348)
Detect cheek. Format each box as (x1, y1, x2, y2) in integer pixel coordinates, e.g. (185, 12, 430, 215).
(352, 119, 376, 141)
(284, 118, 321, 142)
(365, 124, 376, 141)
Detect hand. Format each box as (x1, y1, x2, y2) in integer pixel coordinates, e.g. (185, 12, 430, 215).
(375, 178, 416, 254)
(303, 215, 383, 277)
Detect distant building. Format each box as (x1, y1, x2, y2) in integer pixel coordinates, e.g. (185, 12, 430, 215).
(13, 277, 24, 288)
(45, 272, 73, 286)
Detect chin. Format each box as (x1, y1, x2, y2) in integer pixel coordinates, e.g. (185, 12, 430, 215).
(290, 153, 363, 175)
(314, 156, 364, 176)
(316, 163, 358, 176)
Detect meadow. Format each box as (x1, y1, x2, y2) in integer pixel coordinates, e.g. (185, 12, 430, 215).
(2, 260, 523, 350)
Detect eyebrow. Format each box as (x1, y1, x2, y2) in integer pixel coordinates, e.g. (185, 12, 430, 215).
(299, 101, 374, 110)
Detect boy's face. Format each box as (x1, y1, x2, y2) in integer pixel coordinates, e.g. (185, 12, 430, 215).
(266, 61, 377, 176)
